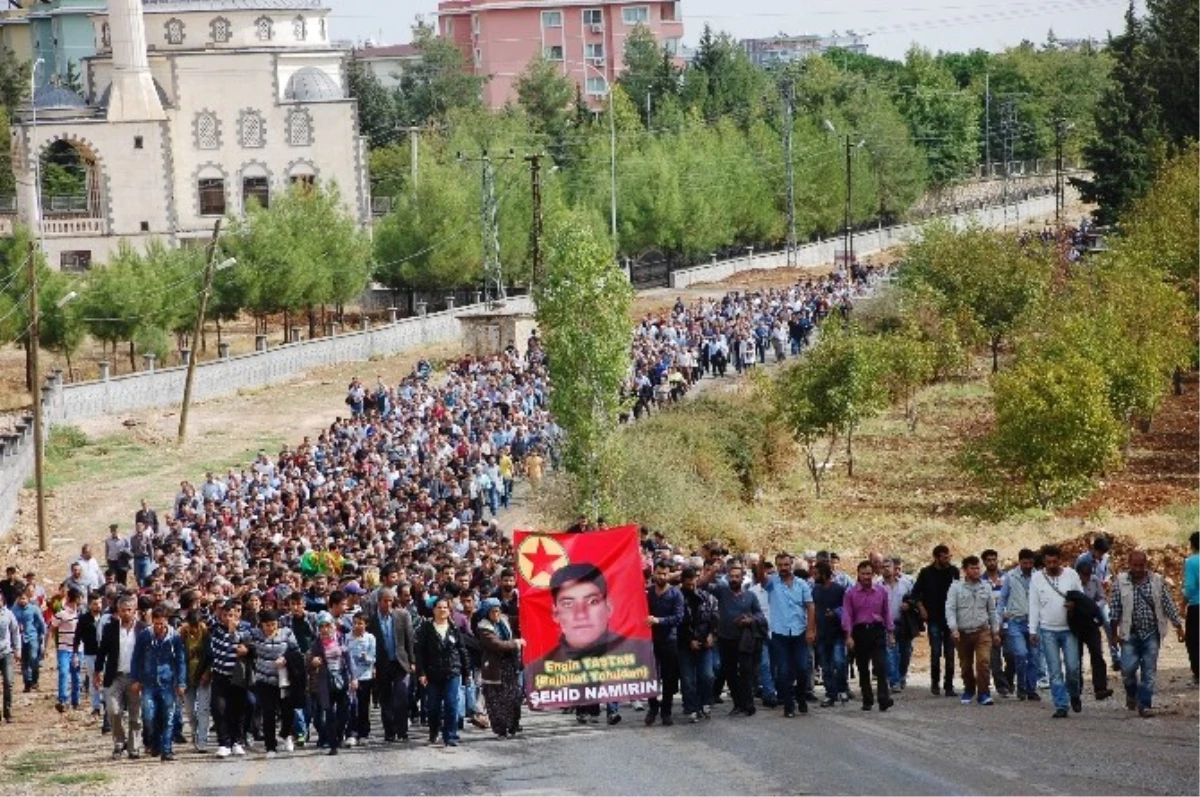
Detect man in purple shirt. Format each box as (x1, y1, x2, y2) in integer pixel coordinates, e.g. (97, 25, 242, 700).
(843, 561, 894, 712)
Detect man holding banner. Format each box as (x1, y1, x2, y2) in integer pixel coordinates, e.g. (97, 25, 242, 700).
(514, 526, 659, 714)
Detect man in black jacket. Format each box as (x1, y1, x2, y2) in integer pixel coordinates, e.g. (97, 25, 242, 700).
(1067, 565, 1113, 701)
(645, 561, 685, 727)
(367, 587, 415, 742)
(94, 594, 146, 759)
(678, 567, 717, 722)
(73, 592, 105, 719)
(914, 545, 960, 697)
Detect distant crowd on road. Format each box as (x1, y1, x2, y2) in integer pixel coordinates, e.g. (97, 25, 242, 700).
(624, 264, 882, 419)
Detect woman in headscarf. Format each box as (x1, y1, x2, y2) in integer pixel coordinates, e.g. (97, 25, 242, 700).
(475, 597, 526, 738)
(307, 612, 355, 755)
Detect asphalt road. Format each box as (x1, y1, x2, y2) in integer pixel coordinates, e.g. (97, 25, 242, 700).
(177, 672, 1199, 797)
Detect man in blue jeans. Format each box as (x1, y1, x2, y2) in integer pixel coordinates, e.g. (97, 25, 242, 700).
(914, 545, 960, 697)
(132, 605, 187, 761)
(755, 552, 816, 717)
(1109, 550, 1185, 718)
(12, 589, 45, 692)
(813, 562, 849, 706)
(1029, 545, 1082, 718)
(1000, 549, 1041, 701)
(677, 568, 716, 722)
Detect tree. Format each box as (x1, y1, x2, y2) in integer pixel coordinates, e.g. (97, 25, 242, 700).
(896, 47, 980, 185)
(1145, 0, 1199, 149)
(1073, 5, 1162, 225)
(685, 25, 768, 125)
(901, 222, 1053, 371)
(347, 55, 398, 149)
(880, 330, 936, 431)
(515, 56, 574, 162)
(396, 20, 485, 124)
(986, 352, 1123, 508)
(373, 156, 477, 295)
(534, 211, 632, 521)
(223, 183, 372, 337)
(777, 322, 888, 494)
(617, 25, 681, 127)
(0, 47, 29, 112)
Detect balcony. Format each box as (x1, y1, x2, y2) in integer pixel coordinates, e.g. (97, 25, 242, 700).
(41, 217, 107, 236)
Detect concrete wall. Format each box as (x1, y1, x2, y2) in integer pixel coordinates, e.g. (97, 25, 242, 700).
(50, 296, 533, 426)
(670, 189, 1073, 289)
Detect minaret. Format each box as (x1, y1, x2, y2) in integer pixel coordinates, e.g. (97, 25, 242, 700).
(105, 0, 166, 121)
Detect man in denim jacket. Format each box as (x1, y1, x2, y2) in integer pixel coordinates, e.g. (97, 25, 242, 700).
(132, 605, 187, 761)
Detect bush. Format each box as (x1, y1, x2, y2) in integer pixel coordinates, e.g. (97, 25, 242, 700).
(47, 424, 88, 460)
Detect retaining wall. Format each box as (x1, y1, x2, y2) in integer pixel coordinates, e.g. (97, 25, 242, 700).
(670, 190, 1072, 289)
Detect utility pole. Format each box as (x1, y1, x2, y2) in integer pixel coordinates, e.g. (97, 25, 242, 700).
(999, 99, 1016, 225)
(459, 150, 513, 305)
(844, 134, 853, 270)
(27, 237, 46, 552)
(396, 125, 421, 185)
(177, 220, 223, 445)
(1053, 118, 1073, 225)
(984, 71, 991, 178)
(784, 83, 797, 266)
(524, 152, 543, 289)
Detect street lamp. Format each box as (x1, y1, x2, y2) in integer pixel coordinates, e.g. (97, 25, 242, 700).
(585, 62, 618, 254)
(823, 120, 864, 270)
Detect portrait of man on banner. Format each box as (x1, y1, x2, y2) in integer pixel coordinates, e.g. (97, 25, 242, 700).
(515, 525, 658, 709)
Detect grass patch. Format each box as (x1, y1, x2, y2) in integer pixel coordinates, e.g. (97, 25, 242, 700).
(46, 424, 89, 459)
(45, 772, 112, 787)
(5, 751, 57, 778)
(36, 433, 160, 490)
(1162, 502, 1200, 538)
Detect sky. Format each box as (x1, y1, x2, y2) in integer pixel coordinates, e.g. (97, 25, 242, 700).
(323, 0, 1131, 58)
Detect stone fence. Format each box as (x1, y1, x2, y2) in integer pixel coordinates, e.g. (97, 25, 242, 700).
(669, 188, 1075, 289)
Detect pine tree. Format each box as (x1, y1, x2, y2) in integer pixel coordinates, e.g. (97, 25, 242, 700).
(1073, 4, 1162, 225)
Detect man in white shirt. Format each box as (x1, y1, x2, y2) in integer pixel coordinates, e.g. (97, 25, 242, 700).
(1029, 545, 1083, 719)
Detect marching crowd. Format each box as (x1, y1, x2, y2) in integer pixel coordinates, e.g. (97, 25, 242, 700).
(0, 264, 1195, 769)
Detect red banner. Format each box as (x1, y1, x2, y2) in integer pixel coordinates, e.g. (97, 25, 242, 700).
(515, 525, 658, 709)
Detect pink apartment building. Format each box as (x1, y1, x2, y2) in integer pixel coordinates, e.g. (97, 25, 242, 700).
(438, 0, 684, 110)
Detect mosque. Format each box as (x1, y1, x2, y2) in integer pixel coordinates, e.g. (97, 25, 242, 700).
(6, 0, 368, 269)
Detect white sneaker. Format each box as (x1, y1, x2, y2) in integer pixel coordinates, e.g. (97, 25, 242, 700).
(284, 737, 294, 753)
(346, 737, 356, 747)
(215, 746, 231, 758)
(265, 751, 277, 759)
(232, 744, 246, 756)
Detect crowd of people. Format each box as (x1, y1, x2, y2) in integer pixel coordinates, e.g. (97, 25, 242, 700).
(0, 264, 1195, 768)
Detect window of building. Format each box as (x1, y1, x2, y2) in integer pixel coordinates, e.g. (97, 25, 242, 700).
(445, 17, 454, 36)
(289, 173, 315, 191)
(585, 43, 604, 61)
(100, 23, 111, 49)
(583, 8, 603, 26)
(544, 45, 564, 61)
(622, 6, 649, 24)
(134, 135, 144, 149)
(210, 17, 231, 43)
(165, 18, 185, 45)
(286, 108, 313, 146)
(239, 111, 265, 148)
(196, 112, 219, 149)
(60, 251, 91, 272)
(198, 178, 225, 215)
(541, 10, 562, 27)
(255, 16, 273, 41)
(471, 14, 480, 35)
(473, 48, 482, 68)
(243, 176, 270, 209)
(663, 37, 680, 55)
(140, 221, 150, 232)
(293, 16, 306, 40)
(585, 76, 608, 95)
(662, 1, 679, 21)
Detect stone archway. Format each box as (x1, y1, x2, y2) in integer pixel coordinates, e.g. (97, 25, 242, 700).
(37, 134, 106, 221)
